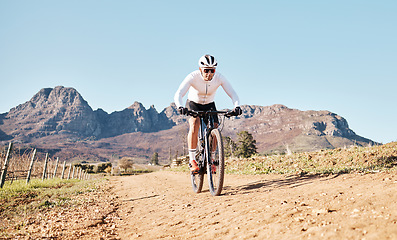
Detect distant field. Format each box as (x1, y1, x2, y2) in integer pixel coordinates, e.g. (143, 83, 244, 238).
(226, 141, 397, 175)
(170, 142, 397, 175)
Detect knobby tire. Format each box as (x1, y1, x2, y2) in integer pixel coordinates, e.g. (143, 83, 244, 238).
(207, 129, 225, 196)
(191, 171, 204, 193)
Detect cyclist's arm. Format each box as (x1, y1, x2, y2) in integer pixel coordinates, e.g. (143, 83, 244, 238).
(220, 75, 240, 107)
(174, 75, 193, 108)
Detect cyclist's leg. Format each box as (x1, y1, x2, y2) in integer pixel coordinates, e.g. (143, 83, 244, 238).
(186, 100, 201, 157)
(188, 116, 200, 172)
(188, 116, 200, 150)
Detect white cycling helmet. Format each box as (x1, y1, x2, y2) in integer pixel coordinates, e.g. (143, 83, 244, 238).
(198, 54, 218, 68)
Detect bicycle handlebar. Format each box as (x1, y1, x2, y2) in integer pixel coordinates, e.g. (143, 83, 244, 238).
(186, 109, 236, 118)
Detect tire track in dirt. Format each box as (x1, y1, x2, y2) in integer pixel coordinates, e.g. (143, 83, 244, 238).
(111, 171, 397, 239)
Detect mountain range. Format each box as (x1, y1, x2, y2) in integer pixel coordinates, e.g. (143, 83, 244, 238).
(0, 86, 377, 163)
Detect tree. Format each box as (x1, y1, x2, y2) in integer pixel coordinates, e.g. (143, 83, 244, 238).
(118, 157, 134, 172)
(224, 136, 237, 157)
(151, 152, 159, 165)
(235, 131, 257, 158)
(169, 147, 172, 164)
(97, 163, 112, 173)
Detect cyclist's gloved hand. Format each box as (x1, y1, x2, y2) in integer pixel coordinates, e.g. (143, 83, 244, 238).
(232, 106, 242, 116)
(178, 107, 188, 115)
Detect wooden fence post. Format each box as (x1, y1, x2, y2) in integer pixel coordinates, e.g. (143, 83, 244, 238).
(42, 153, 49, 181)
(0, 142, 13, 188)
(61, 161, 66, 179)
(26, 149, 37, 184)
(67, 163, 72, 179)
(71, 166, 76, 179)
(53, 157, 59, 178)
(78, 168, 82, 180)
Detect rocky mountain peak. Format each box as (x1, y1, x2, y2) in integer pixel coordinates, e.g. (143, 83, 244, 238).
(3, 86, 98, 141)
(128, 101, 145, 110)
(9, 86, 90, 115)
(32, 86, 86, 106)
(1, 87, 176, 141)
(161, 103, 187, 125)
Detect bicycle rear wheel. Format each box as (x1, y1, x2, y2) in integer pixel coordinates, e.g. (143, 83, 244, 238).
(207, 129, 225, 196)
(191, 149, 204, 193)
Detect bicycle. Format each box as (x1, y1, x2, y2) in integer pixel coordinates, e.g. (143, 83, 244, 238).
(187, 109, 235, 196)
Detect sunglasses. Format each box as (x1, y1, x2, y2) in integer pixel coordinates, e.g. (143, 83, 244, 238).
(203, 68, 215, 73)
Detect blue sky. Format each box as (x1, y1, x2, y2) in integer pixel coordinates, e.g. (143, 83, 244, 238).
(0, 1, 396, 144)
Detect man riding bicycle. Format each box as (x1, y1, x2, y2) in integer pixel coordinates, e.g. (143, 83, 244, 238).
(174, 54, 242, 173)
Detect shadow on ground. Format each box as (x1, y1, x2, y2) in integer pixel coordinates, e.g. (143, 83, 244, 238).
(223, 174, 339, 196)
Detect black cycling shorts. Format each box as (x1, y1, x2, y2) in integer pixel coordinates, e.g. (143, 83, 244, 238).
(186, 100, 219, 124)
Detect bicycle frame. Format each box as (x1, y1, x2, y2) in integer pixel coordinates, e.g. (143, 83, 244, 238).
(189, 110, 230, 170)
(197, 113, 215, 170)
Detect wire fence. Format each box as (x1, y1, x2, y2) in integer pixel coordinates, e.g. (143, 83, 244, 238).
(0, 142, 90, 188)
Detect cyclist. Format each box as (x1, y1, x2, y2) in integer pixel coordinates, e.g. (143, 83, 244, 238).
(174, 54, 242, 173)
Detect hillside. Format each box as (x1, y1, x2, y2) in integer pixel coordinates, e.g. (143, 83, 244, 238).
(0, 86, 377, 163)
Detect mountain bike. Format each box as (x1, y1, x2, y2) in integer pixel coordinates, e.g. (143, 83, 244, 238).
(187, 109, 235, 196)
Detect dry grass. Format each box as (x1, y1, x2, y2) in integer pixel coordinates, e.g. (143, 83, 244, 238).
(226, 142, 397, 175)
(0, 178, 102, 237)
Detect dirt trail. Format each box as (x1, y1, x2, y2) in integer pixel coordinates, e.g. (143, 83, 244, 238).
(110, 170, 397, 239)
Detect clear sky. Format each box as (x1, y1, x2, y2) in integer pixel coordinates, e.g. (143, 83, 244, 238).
(0, 1, 396, 144)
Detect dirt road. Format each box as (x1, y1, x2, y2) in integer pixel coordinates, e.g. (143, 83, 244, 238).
(110, 170, 397, 239)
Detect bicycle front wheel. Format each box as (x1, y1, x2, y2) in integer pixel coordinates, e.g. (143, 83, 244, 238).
(191, 171, 204, 193)
(207, 129, 225, 196)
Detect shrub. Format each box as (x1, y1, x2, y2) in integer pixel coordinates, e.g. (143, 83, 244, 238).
(118, 157, 134, 172)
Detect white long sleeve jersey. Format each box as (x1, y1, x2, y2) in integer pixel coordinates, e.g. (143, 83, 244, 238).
(174, 70, 240, 108)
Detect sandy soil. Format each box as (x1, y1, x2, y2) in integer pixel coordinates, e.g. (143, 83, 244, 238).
(5, 170, 396, 239)
(110, 170, 397, 239)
